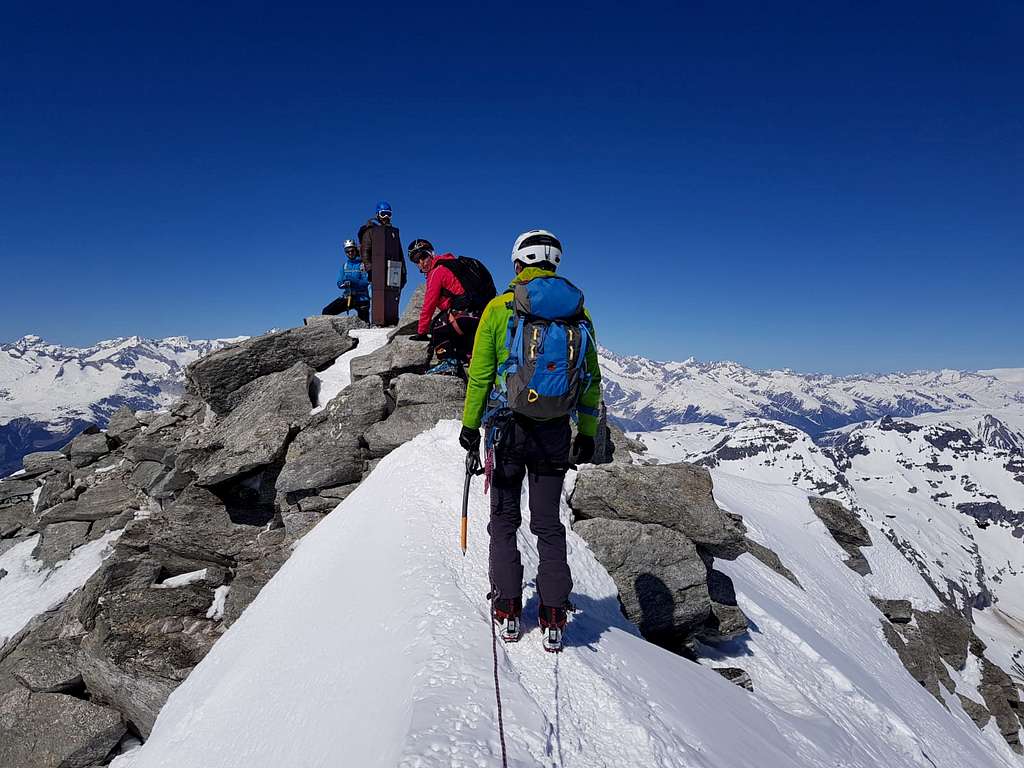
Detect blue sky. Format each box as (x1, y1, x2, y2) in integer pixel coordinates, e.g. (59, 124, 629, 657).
(1, 2, 1021, 374)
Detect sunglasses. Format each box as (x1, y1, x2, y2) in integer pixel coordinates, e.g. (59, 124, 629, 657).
(410, 250, 432, 263)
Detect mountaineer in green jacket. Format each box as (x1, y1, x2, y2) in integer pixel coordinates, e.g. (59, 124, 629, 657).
(459, 229, 602, 653)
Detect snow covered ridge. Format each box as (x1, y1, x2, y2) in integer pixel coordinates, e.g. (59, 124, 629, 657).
(0, 333, 245, 477)
(114, 423, 1019, 768)
(632, 406, 1024, 731)
(600, 346, 1024, 436)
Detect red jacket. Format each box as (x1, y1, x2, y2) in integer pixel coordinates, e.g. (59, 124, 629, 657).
(418, 253, 465, 334)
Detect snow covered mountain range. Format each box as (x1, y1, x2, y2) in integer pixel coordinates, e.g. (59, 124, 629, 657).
(0, 334, 242, 477)
(4, 332, 1021, 479)
(601, 347, 1024, 436)
(2, 309, 1024, 766)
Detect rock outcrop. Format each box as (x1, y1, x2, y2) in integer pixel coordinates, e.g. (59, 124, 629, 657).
(570, 462, 756, 656)
(0, 317, 465, 763)
(185, 316, 362, 414)
(808, 496, 873, 575)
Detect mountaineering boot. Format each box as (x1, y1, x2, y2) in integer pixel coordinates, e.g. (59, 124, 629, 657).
(539, 605, 568, 653)
(426, 358, 462, 376)
(492, 596, 523, 643)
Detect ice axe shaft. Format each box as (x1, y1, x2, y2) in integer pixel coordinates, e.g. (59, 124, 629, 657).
(461, 450, 482, 554)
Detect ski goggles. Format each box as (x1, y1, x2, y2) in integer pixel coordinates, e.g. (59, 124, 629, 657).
(409, 248, 432, 263)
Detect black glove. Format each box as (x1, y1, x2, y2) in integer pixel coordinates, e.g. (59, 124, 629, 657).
(571, 434, 595, 465)
(409, 332, 430, 342)
(459, 425, 481, 454)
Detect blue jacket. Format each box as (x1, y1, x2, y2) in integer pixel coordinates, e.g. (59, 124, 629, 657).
(337, 258, 370, 296)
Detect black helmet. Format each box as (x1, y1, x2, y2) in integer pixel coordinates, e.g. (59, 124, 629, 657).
(408, 238, 434, 262)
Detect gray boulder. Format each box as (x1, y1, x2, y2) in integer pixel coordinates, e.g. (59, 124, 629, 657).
(808, 496, 872, 575)
(871, 597, 912, 624)
(67, 432, 113, 468)
(222, 531, 289, 626)
(12, 642, 82, 694)
(39, 471, 143, 525)
(141, 411, 181, 436)
(0, 687, 125, 768)
(957, 693, 992, 729)
(186, 316, 362, 414)
(390, 284, 426, 337)
(184, 362, 316, 487)
(106, 405, 141, 444)
(979, 657, 1023, 752)
(880, 621, 954, 700)
(33, 521, 91, 566)
(128, 460, 166, 492)
(914, 607, 971, 671)
(702, 564, 748, 642)
(21, 451, 67, 477)
(364, 373, 467, 457)
(570, 463, 747, 559)
(78, 580, 221, 736)
(1, 501, 33, 538)
(34, 469, 72, 514)
(146, 485, 270, 573)
(125, 431, 177, 464)
(0, 478, 37, 507)
(574, 518, 711, 649)
(350, 336, 431, 382)
(276, 375, 388, 496)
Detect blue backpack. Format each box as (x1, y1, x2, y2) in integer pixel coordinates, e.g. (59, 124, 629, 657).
(491, 275, 594, 421)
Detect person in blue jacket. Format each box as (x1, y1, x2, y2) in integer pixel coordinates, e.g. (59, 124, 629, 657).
(322, 239, 370, 322)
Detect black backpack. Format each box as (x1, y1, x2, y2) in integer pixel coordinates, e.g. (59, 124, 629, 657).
(439, 257, 497, 314)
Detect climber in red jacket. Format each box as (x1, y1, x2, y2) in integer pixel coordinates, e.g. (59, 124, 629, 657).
(407, 238, 495, 376)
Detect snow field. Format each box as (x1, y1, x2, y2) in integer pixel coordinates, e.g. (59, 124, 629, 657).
(0, 530, 122, 645)
(705, 472, 1019, 766)
(311, 328, 392, 414)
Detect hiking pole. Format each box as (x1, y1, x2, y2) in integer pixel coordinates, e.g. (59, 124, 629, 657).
(461, 450, 482, 555)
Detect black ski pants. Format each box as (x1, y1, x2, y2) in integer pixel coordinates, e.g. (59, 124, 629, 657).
(488, 414, 573, 609)
(429, 311, 480, 363)
(322, 294, 370, 324)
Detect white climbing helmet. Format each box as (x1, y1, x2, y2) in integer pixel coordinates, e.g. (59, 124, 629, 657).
(343, 239, 358, 251)
(511, 229, 562, 268)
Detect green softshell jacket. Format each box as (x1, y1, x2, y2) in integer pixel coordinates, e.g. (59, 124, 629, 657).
(461, 267, 603, 437)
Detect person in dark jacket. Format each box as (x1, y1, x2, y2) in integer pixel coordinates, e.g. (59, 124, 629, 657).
(407, 238, 481, 375)
(357, 201, 405, 327)
(322, 239, 370, 322)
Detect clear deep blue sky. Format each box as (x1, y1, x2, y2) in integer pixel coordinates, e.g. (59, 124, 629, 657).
(1, 2, 1021, 374)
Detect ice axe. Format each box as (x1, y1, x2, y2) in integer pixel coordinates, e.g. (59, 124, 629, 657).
(461, 449, 483, 554)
